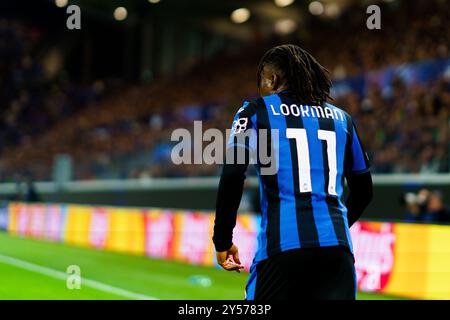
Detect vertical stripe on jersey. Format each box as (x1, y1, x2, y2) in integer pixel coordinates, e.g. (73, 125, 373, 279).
(301, 112, 339, 246)
(280, 93, 319, 248)
(255, 169, 269, 261)
(317, 103, 348, 248)
(245, 265, 257, 300)
(351, 122, 370, 171)
(334, 109, 353, 252)
(343, 113, 355, 175)
(262, 94, 300, 252)
(256, 98, 281, 256)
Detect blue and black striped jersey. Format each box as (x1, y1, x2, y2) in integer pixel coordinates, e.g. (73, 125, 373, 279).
(228, 91, 370, 262)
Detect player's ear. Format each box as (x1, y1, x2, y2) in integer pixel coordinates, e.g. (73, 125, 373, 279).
(271, 74, 280, 91)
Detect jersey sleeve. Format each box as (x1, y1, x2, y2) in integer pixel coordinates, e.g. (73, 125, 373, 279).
(227, 101, 257, 154)
(345, 118, 370, 176)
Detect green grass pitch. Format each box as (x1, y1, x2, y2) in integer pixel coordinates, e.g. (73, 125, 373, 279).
(0, 232, 401, 300)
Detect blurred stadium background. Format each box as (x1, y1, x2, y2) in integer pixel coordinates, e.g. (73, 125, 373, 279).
(0, 0, 449, 300)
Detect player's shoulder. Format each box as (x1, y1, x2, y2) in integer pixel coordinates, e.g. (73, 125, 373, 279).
(325, 102, 353, 124)
(235, 98, 259, 116)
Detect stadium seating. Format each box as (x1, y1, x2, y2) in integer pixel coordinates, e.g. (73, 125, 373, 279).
(0, 0, 448, 181)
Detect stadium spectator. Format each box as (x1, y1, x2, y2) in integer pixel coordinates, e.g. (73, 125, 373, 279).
(424, 190, 450, 224)
(25, 178, 40, 203)
(404, 189, 450, 224)
(404, 189, 430, 223)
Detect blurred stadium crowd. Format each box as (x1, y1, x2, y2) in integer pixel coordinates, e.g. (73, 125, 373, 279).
(403, 188, 450, 223)
(0, 0, 449, 181)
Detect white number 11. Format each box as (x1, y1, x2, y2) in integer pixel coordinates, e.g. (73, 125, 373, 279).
(286, 128, 338, 196)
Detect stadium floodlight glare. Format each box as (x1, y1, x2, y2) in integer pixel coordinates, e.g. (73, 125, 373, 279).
(148, 0, 161, 3)
(114, 7, 128, 21)
(274, 0, 295, 7)
(55, 0, 68, 8)
(231, 8, 251, 24)
(324, 3, 341, 18)
(274, 19, 297, 35)
(309, 1, 324, 16)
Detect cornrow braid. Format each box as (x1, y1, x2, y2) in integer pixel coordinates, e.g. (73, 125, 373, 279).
(257, 44, 332, 106)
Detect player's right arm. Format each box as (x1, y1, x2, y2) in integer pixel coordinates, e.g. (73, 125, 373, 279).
(344, 117, 373, 227)
(212, 101, 257, 271)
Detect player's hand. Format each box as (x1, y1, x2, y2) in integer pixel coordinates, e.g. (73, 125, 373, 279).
(216, 244, 244, 273)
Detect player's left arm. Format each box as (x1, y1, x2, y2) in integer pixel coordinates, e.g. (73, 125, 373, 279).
(213, 101, 256, 272)
(346, 171, 373, 227)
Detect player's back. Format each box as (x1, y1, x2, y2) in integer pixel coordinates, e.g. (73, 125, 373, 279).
(239, 91, 370, 262)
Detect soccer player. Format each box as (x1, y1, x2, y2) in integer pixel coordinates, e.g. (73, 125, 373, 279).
(212, 44, 373, 300)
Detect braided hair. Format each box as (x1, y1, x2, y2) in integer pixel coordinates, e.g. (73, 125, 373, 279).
(257, 44, 332, 106)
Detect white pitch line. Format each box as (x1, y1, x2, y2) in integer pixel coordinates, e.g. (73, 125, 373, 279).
(0, 254, 158, 300)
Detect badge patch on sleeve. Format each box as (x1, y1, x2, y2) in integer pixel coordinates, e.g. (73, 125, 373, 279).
(232, 118, 248, 134)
